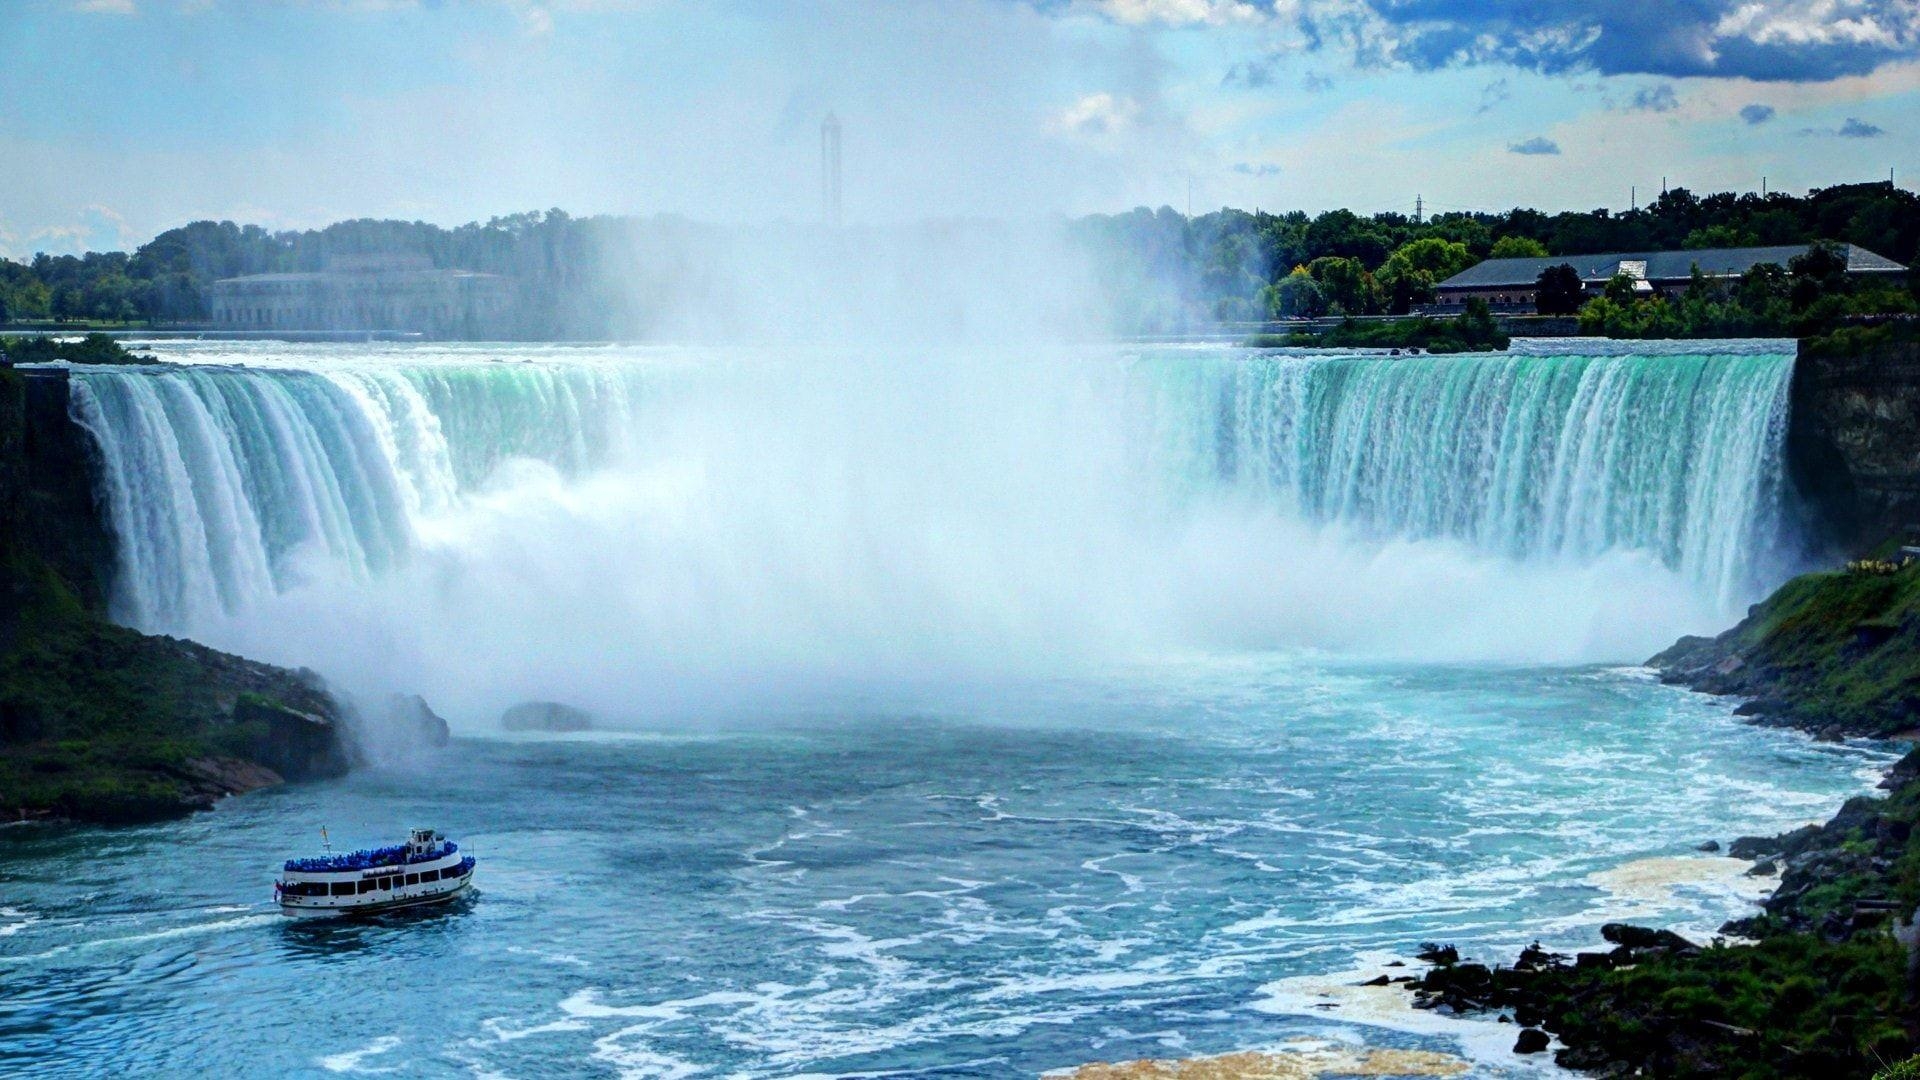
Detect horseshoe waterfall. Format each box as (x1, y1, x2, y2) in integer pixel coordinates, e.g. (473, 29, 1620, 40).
(63, 339, 1797, 693)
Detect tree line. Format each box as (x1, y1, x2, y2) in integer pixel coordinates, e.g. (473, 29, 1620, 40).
(1070, 180, 1919, 330)
(0, 181, 1914, 337)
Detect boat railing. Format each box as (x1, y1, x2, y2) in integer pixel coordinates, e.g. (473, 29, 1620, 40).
(282, 840, 458, 873)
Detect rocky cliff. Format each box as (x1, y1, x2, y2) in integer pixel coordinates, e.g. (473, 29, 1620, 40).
(1649, 560, 1920, 739)
(0, 365, 354, 823)
(1787, 324, 1920, 554)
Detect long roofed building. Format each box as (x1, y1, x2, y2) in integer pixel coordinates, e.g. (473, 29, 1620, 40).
(207, 253, 515, 337)
(1432, 243, 1908, 311)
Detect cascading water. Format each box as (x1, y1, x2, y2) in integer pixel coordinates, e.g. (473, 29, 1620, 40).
(65, 339, 1799, 700)
(1135, 339, 1796, 610)
(71, 357, 656, 632)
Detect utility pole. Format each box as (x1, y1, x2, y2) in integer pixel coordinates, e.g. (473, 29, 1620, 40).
(1631, 185, 1636, 211)
(1762, 176, 1767, 197)
(1415, 194, 1423, 224)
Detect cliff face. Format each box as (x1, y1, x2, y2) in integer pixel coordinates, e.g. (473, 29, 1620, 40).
(1648, 563, 1920, 739)
(19, 370, 115, 611)
(1788, 326, 1920, 553)
(0, 365, 353, 824)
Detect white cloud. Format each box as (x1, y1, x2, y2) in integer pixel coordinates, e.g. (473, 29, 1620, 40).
(1715, 1, 1917, 49)
(1086, 0, 1265, 28)
(73, 0, 136, 13)
(1049, 92, 1142, 136)
(0, 204, 140, 259)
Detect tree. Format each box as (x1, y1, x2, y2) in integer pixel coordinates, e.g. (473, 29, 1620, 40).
(1419, 214, 1493, 257)
(50, 283, 82, 322)
(1789, 240, 1851, 309)
(1306, 256, 1378, 316)
(1490, 235, 1549, 259)
(1262, 267, 1326, 319)
(1535, 263, 1585, 315)
(1682, 224, 1759, 249)
(1603, 272, 1640, 304)
(12, 280, 51, 320)
(1377, 237, 1476, 313)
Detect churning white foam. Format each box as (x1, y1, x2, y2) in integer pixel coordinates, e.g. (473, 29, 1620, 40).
(66, 339, 1797, 725)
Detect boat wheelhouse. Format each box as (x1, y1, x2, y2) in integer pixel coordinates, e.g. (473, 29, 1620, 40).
(276, 827, 475, 917)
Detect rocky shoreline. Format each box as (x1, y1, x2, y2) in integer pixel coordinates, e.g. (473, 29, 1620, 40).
(1391, 563, 1920, 1077)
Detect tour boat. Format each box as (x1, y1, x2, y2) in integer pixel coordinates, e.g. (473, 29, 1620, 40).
(276, 828, 476, 917)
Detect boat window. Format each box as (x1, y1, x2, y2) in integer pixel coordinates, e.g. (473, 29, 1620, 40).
(420, 869, 439, 882)
(405, 874, 420, 886)
(359, 879, 375, 893)
(378, 877, 392, 890)
(330, 882, 354, 897)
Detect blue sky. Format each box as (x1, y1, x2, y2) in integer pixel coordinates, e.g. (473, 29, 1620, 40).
(0, 0, 1914, 256)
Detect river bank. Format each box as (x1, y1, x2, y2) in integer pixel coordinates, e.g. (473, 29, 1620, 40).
(1385, 559, 1920, 1077)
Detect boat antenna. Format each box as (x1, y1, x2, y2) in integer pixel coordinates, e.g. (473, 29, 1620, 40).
(321, 825, 331, 853)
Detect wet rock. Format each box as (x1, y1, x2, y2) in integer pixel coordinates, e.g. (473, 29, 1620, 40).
(1747, 858, 1779, 877)
(1415, 942, 1458, 965)
(1514, 942, 1568, 971)
(1601, 923, 1699, 953)
(1730, 824, 1821, 861)
(500, 700, 596, 732)
(233, 695, 350, 781)
(1697, 840, 1721, 852)
(388, 694, 451, 748)
(1358, 975, 1390, 986)
(1513, 1028, 1550, 1055)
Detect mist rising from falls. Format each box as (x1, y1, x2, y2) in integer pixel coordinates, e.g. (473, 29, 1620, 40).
(68, 340, 1798, 721)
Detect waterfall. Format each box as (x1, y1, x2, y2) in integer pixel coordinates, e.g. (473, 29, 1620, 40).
(1132, 340, 1795, 610)
(70, 360, 654, 632)
(67, 341, 1797, 654)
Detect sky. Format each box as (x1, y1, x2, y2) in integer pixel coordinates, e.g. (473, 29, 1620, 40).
(0, 0, 1915, 257)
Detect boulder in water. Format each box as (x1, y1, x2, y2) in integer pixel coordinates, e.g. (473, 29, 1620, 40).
(388, 694, 451, 748)
(500, 701, 595, 732)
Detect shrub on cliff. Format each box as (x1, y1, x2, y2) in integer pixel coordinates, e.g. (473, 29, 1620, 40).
(0, 334, 156, 365)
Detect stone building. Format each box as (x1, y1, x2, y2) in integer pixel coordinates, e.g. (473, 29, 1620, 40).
(207, 254, 514, 337)
(1432, 243, 1909, 312)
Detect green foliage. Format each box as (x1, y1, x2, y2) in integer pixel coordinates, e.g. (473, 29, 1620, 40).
(1246, 299, 1507, 353)
(1533, 263, 1584, 315)
(1305, 256, 1378, 316)
(1260, 267, 1325, 319)
(1377, 237, 1476, 313)
(1674, 559, 1920, 737)
(1473, 934, 1914, 1077)
(1576, 241, 1919, 340)
(1490, 234, 1550, 259)
(1684, 223, 1761, 249)
(0, 526, 329, 821)
(1875, 1057, 1920, 1080)
(0, 334, 157, 365)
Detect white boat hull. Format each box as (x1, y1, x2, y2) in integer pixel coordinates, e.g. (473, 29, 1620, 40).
(277, 833, 476, 918)
(280, 875, 473, 918)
